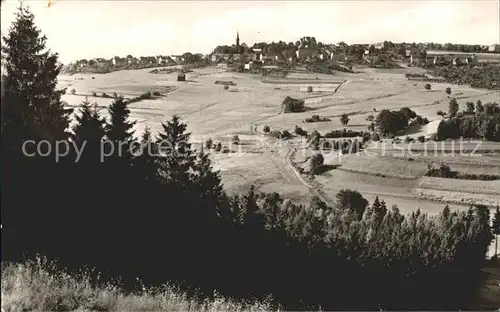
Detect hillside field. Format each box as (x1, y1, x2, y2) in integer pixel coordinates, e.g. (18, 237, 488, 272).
(59, 65, 500, 211)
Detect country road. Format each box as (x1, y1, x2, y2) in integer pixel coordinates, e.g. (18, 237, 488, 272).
(284, 143, 332, 205)
(257, 133, 332, 205)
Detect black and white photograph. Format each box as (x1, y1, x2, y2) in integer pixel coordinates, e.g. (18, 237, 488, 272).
(1, 0, 500, 310)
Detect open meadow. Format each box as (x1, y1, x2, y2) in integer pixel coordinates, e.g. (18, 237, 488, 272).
(59, 65, 500, 210)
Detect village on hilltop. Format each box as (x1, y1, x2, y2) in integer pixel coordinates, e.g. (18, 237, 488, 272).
(65, 31, 500, 75)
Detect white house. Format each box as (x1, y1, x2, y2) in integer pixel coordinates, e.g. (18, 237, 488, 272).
(373, 42, 384, 50)
(171, 55, 184, 63)
(488, 44, 500, 53)
(156, 56, 166, 65)
(244, 61, 254, 70)
(452, 57, 462, 66)
(112, 56, 128, 67)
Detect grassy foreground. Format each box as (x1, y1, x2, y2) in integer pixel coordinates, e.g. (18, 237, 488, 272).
(1, 257, 279, 312)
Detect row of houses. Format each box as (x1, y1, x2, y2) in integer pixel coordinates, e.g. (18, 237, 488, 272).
(408, 50, 500, 66)
(211, 45, 352, 67)
(75, 54, 208, 70)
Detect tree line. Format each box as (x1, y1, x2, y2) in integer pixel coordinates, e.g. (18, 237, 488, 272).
(1, 5, 496, 310)
(437, 100, 500, 141)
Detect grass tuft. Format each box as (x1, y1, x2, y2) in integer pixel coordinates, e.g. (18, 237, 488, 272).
(1, 256, 279, 312)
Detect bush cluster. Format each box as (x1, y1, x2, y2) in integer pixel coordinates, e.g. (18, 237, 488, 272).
(437, 102, 500, 141)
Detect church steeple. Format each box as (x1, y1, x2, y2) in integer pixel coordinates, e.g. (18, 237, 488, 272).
(236, 30, 240, 47)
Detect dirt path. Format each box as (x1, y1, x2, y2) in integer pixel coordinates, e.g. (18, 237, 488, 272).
(254, 132, 332, 205)
(284, 142, 333, 205)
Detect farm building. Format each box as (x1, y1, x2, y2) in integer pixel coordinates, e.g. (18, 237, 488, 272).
(296, 47, 321, 60)
(252, 48, 263, 61)
(488, 44, 500, 53)
(372, 42, 384, 50)
(171, 55, 184, 63)
(244, 61, 255, 70)
(177, 73, 186, 81)
(217, 63, 228, 69)
(127, 56, 138, 65)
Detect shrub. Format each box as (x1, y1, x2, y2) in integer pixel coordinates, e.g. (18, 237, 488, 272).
(92, 92, 97, 97)
(424, 83, 431, 90)
(343, 139, 362, 154)
(340, 114, 350, 127)
(70, 88, 76, 95)
(101, 92, 111, 98)
(310, 153, 324, 173)
(270, 130, 281, 139)
(282, 96, 305, 113)
(224, 85, 229, 91)
(322, 140, 332, 149)
(214, 142, 222, 152)
(311, 141, 320, 150)
(332, 140, 340, 150)
(404, 136, 414, 143)
(281, 130, 291, 139)
(307, 86, 313, 92)
(465, 101, 475, 113)
(409, 116, 429, 127)
(232, 135, 240, 145)
(305, 115, 331, 123)
(205, 138, 213, 150)
(445, 87, 451, 95)
(152, 91, 161, 96)
(294, 126, 308, 136)
(113, 92, 118, 98)
(426, 163, 452, 178)
(417, 135, 425, 143)
(362, 132, 371, 143)
(448, 98, 459, 117)
(371, 132, 380, 141)
(429, 133, 438, 141)
(263, 125, 271, 133)
(324, 129, 362, 139)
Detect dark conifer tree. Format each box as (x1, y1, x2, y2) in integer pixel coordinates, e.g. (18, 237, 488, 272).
(372, 198, 388, 228)
(1, 3, 72, 146)
(102, 97, 137, 217)
(1, 3, 73, 262)
(105, 96, 136, 158)
(71, 100, 106, 161)
(156, 115, 195, 188)
(476, 100, 484, 113)
(192, 150, 226, 218)
(132, 126, 158, 183)
(239, 185, 264, 229)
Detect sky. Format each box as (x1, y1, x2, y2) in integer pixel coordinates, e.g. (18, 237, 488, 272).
(1, 0, 499, 63)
